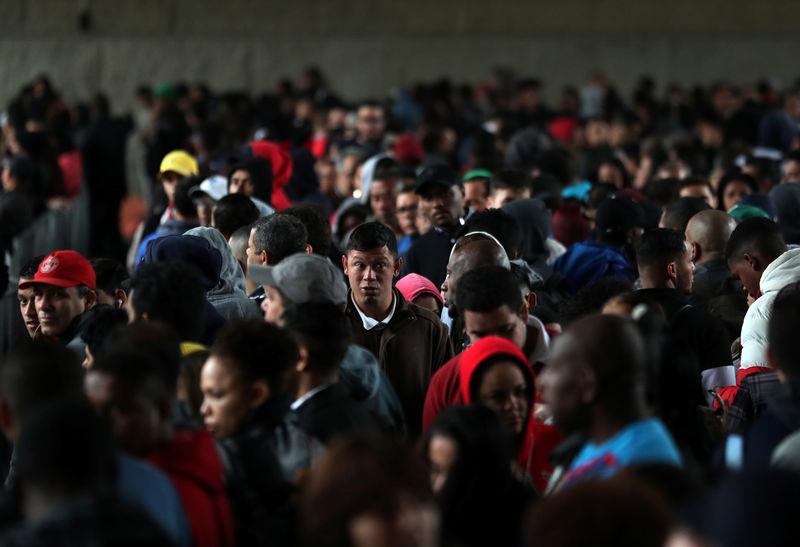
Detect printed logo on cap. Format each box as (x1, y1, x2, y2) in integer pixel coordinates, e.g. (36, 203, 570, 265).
(40, 256, 59, 273)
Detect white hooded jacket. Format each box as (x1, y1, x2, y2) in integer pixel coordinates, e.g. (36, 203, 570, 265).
(740, 248, 800, 371)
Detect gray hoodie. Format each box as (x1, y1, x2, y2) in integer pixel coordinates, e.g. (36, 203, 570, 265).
(184, 226, 262, 320)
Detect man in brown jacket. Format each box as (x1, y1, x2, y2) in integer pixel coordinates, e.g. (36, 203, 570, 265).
(343, 222, 453, 437)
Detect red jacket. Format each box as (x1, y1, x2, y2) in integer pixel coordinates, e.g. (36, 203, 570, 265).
(146, 430, 235, 547)
(455, 336, 562, 492)
(249, 141, 292, 210)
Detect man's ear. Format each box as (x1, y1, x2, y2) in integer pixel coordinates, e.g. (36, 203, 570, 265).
(341, 254, 349, 275)
(667, 261, 678, 280)
(525, 291, 537, 312)
(250, 381, 271, 408)
(580, 367, 597, 404)
(518, 299, 530, 324)
(84, 289, 97, 311)
(305, 244, 313, 255)
(296, 346, 309, 373)
(743, 252, 762, 272)
(260, 250, 269, 266)
(689, 241, 700, 263)
(393, 256, 403, 277)
(114, 289, 127, 308)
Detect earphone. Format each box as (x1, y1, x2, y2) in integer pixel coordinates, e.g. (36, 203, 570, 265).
(117, 299, 123, 308)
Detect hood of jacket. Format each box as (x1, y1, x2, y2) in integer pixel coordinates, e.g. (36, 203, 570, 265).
(502, 198, 551, 266)
(184, 226, 248, 299)
(458, 336, 535, 405)
(143, 234, 222, 291)
(359, 153, 390, 206)
(249, 141, 292, 210)
(761, 248, 800, 294)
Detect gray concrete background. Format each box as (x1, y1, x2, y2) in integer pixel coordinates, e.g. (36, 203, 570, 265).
(1, 0, 799, 111)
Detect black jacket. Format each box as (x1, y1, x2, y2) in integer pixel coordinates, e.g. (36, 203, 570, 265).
(293, 383, 379, 444)
(398, 227, 456, 288)
(219, 397, 322, 546)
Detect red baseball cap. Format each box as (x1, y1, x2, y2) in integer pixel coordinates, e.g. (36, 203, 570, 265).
(18, 251, 96, 290)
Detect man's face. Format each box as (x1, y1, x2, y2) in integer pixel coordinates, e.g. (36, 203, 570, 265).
(489, 187, 530, 208)
(462, 181, 488, 213)
(84, 371, 163, 457)
(728, 257, 763, 298)
(395, 192, 419, 236)
(418, 185, 463, 229)
(782, 159, 800, 183)
(316, 161, 337, 194)
(229, 169, 254, 197)
(539, 332, 591, 434)
(261, 285, 285, 324)
(343, 247, 401, 311)
(200, 355, 253, 439)
(193, 193, 216, 226)
(17, 284, 39, 337)
(246, 227, 262, 267)
(440, 249, 472, 309)
(160, 171, 181, 204)
(356, 106, 385, 142)
(679, 184, 717, 208)
(463, 305, 527, 349)
(675, 242, 696, 292)
(34, 284, 92, 337)
(369, 180, 398, 225)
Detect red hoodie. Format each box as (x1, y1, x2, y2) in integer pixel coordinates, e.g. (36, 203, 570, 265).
(146, 429, 235, 547)
(457, 337, 562, 492)
(249, 141, 293, 210)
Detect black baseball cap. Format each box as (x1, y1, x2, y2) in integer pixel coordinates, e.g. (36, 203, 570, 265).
(414, 165, 460, 195)
(595, 194, 645, 233)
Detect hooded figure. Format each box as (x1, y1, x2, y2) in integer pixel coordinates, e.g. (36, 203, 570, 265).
(184, 227, 262, 320)
(227, 157, 274, 205)
(358, 153, 390, 207)
(249, 141, 293, 210)
(502, 198, 554, 275)
(458, 336, 561, 492)
(286, 148, 332, 217)
(142, 235, 227, 344)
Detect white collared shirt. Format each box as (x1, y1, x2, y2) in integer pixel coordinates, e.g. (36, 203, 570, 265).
(291, 384, 331, 411)
(351, 292, 396, 331)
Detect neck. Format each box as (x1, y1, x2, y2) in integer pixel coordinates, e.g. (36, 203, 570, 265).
(589, 404, 644, 444)
(355, 292, 394, 321)
(296, 371, 339, 400)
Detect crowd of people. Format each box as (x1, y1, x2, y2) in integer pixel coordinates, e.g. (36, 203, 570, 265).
(1, 67, 800, 545)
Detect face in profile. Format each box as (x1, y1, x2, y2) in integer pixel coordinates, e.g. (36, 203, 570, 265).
(17, 284, 39, 337)
(200, 355, 255, 439)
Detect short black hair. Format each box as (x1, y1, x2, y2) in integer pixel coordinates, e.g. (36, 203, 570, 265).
(278, 205, 332, 256)
(636, 228, 687, 269)
(644, 178, 681, 208)
(0, 340, 83, 421)
(80, 306, 129, 359)
(489, 168, 530, 194)
(93, 348, 176, 400)
(346, 222, 398, 259)
(19, 255, 45, 279)
(128, 261, 205, 342)
(460, 209, 521, 258)
(252, 214, 309, 264)
(456, 266, 522, 315)
(101, 322, 182, 391)
(213, 193, 260, 240)
(210, 320, 299, 396)
(769, 282, 800, 377)
(725, 217, 786, 262)
(90, 258, 128, 296)
(560, 277, 633, 326)
(174, 176, 200, 219)
(282, 302, 350, 376)
(372, 157, 401, 181)
(660, 197, 710, 232)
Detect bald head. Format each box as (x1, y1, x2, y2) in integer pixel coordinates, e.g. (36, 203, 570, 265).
(442, 236, 510, 309)
(685, 210, 738, 265)
(542, 314, 646, 435)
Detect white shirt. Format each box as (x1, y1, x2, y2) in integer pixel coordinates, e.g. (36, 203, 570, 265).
(291, 384, 331, 411)
(351, 292, 396, 331)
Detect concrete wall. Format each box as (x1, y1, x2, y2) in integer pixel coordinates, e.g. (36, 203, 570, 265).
(1, 0, 799, 111)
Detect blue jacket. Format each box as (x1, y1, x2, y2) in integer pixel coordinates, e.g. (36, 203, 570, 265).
(552, 240, 635, 294)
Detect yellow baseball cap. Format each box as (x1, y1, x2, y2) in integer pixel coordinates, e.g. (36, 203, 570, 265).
(158, 150, 199, 179)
